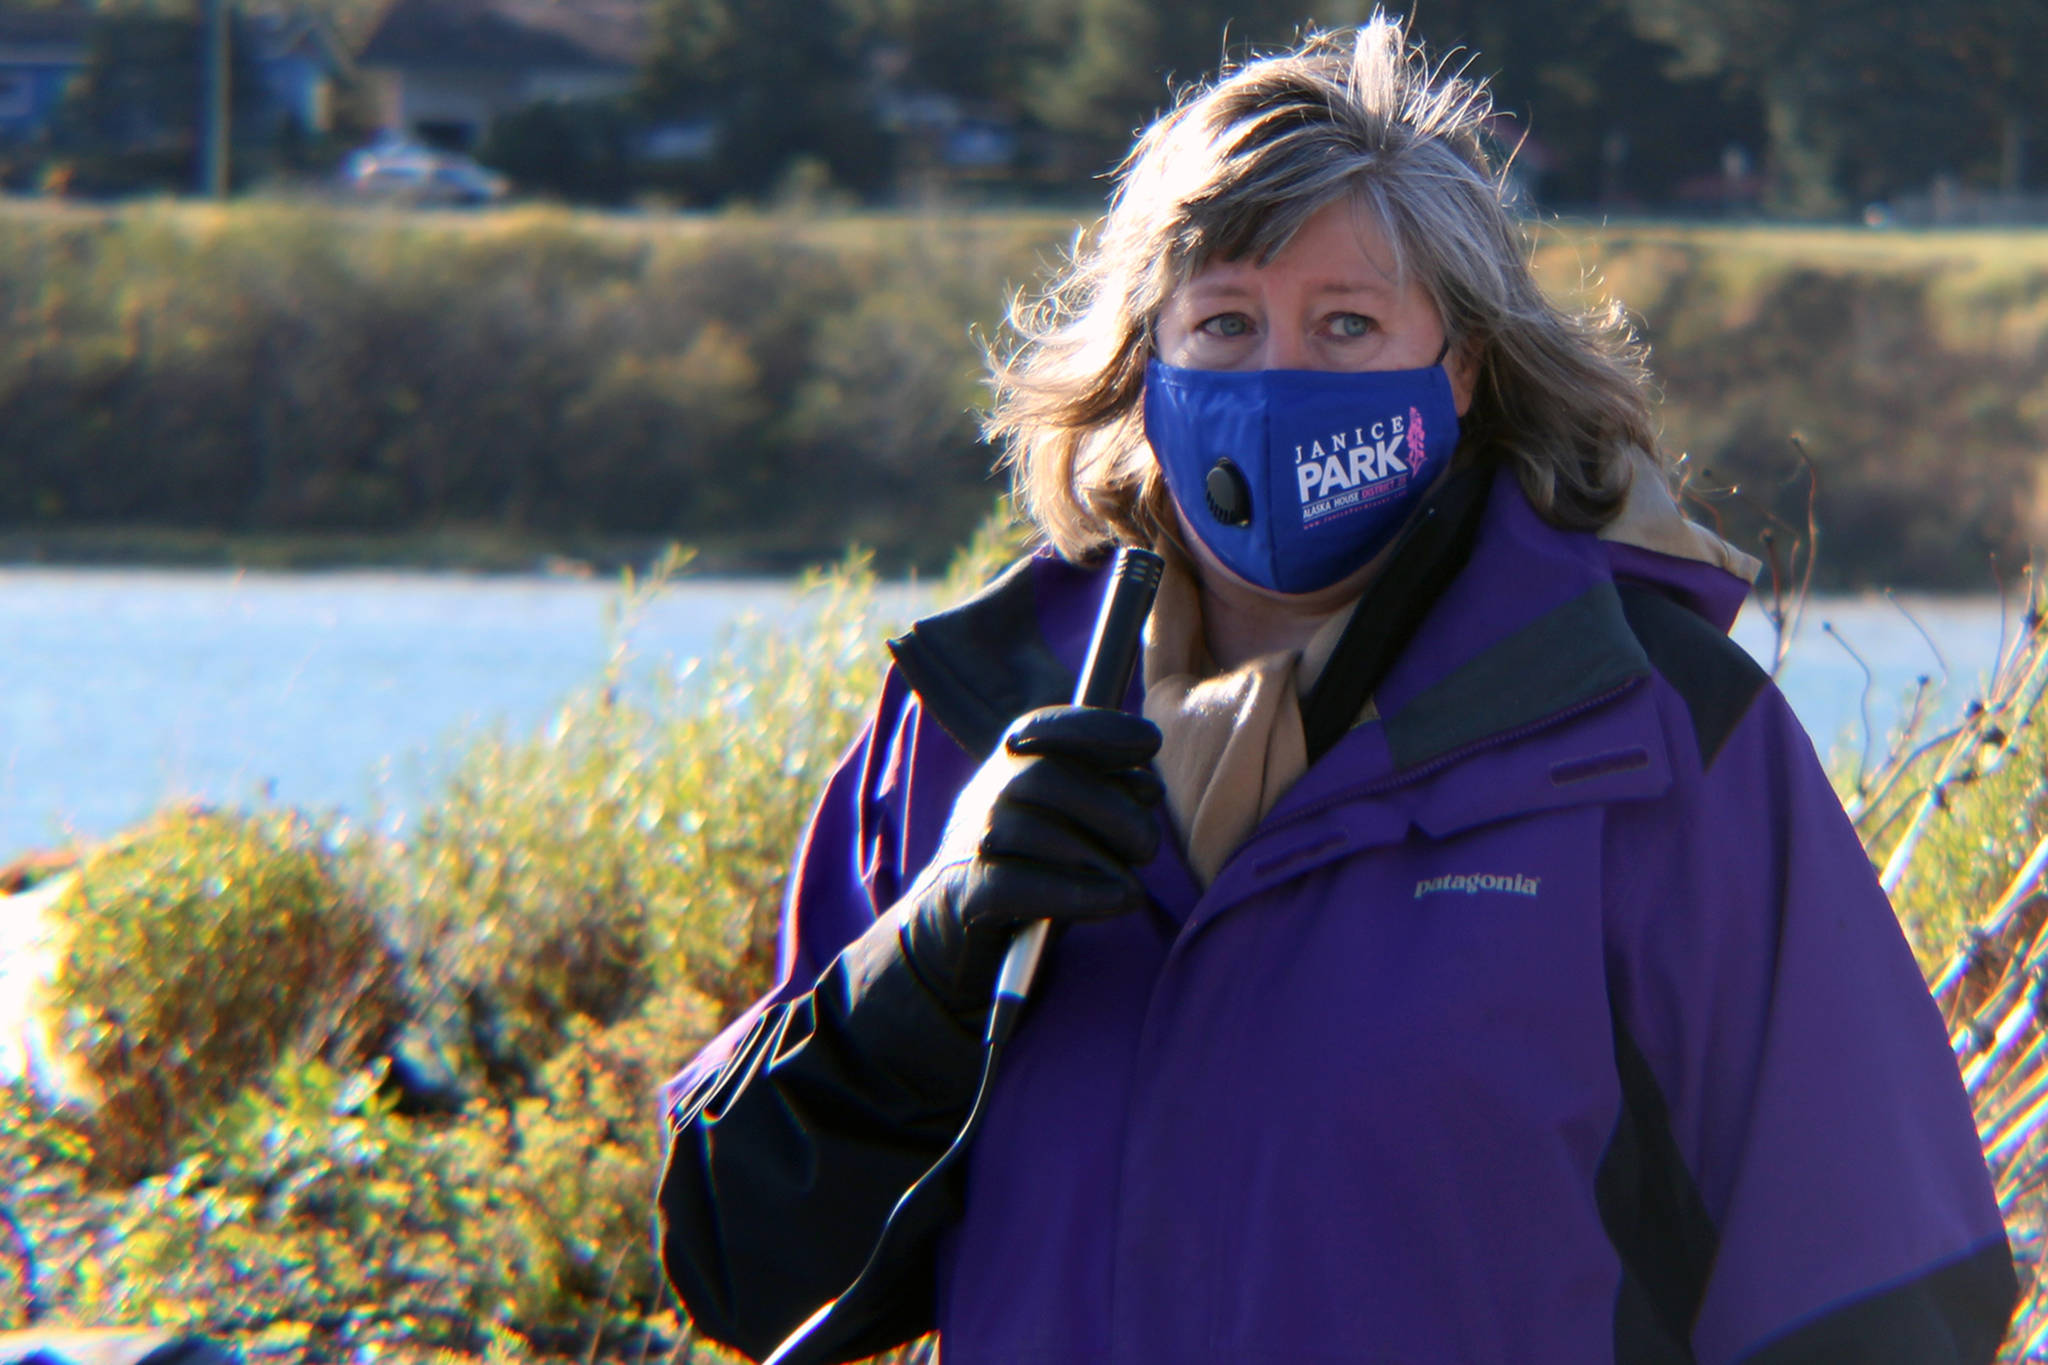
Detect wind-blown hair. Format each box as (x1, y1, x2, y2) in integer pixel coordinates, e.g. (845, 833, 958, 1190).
(984, 14, 1662, 561)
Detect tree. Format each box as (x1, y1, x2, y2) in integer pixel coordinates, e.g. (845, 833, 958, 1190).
(481, 99, 636, 205)
(1021, 0, 1161, 144)
(637, 0, 893, 202)
(1410, 0, 1764, 208)
(1617, 0, 2018, 213)
(873, 0, 1049, 107)
(1942, 0, 2048, 193)
(1005, 0, 1317, 182)
(51, 5, 269, 196)
(1012, 0, 1764, 210)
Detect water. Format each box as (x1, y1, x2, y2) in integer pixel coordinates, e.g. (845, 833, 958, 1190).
(0, 568, 923, 860)
(0, 568, 2020, 862)
(1728, 593, 2020, 764)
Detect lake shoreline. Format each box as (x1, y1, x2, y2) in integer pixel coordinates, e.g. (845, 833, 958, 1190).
(0, 525, 936, 578)
(0, 566, 2017, 865)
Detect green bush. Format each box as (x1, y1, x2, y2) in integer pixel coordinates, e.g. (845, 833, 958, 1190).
(86, 1058, 485, 1340)
(49, 808, 405, 1184)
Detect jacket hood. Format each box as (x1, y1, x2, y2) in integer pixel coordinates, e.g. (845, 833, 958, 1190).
(1596, 447, 1759, 632)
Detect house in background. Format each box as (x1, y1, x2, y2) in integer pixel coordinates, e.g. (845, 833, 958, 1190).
(357, 0, 646, 152)
(244, 10, 352, 139)
(0, 8, 90, 145)
(0, 5, 348, 150)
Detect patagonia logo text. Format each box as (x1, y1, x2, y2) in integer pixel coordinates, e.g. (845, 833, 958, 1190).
(1414, 873, 1542, 900)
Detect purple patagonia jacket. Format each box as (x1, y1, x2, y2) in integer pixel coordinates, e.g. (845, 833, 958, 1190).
(659, 472, 2015, 1365)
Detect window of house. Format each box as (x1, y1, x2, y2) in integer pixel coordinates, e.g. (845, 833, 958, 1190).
(414, 119, 477, 152)
(0, 73, 34, 121)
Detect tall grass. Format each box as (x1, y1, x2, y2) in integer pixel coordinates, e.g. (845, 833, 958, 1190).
(1866, 571, 2048, 1361)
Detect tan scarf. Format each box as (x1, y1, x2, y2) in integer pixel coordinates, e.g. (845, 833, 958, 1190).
(1141, 545, 1361, 887)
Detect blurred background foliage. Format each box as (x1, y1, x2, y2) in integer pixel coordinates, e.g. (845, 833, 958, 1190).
(1, 202, 2045, 586)
(626, 0, 2048, 216)
(0, 204, 1030, 573)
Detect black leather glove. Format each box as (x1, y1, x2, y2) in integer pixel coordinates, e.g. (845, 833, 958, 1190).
(886, 704, 1164, 1019)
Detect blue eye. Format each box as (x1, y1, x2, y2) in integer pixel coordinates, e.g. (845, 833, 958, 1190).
(1331, 313, 1374, 338)
(1199, 313, 1253, 339)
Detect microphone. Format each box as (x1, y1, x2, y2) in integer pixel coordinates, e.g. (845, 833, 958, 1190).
(987, 545, 1163, 1047)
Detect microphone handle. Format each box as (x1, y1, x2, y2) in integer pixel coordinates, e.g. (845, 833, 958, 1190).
(988, 546, 1163, 1044)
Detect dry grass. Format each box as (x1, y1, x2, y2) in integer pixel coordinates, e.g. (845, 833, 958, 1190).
(1826, 562, 2048, 1359)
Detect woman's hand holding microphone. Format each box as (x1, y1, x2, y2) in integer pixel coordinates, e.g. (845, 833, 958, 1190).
(884, 704, 1164, 1022)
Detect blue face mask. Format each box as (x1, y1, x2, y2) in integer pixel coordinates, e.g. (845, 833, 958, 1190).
(1142, 356, 1461, 595)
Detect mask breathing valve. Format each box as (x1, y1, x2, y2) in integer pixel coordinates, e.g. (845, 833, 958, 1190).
(1204, 459, 1253, 526)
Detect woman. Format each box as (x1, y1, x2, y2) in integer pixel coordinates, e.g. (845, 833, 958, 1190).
(658, 19, 2015, 1364)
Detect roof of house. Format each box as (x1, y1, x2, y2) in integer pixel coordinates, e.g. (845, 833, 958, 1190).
(0, 7, 348, 69)
(237, 10, 354, 72)
(0, 6, 92, 56)
(358, 0, 647, 72)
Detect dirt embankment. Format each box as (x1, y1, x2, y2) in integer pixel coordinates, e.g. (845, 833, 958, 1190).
(1541, 226, 2048, 589)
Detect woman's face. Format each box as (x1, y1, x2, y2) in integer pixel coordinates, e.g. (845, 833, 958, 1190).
(1152, 198, 1478, 415)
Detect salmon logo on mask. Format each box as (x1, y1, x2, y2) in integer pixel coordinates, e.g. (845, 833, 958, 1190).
(1142, 357, 1460, 595)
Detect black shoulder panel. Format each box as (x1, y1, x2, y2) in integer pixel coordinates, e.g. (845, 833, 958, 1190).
(1734, 1239, 2017, 1365)
(885, 556, 1077, 761)
(1615, 583, 1769, 772)
(1598, 1013, 1719, 1365)
(1387, 583, 1650, 772)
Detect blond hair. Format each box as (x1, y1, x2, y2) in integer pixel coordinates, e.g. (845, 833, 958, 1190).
(984, 14, 1662, 562)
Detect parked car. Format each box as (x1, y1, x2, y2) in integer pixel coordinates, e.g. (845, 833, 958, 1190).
(340, 136, 508, 206)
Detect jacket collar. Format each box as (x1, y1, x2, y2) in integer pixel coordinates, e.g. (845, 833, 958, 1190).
(889, 470, 1644, 760)
(1377, 469, 1642, 720)
(1184, 473, 1685, 915)
(1272, 471, 1668, 802)
(884, 552, 1083, 761)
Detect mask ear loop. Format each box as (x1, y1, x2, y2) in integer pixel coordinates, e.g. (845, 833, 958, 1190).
(1431, 335, 1452, 367)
